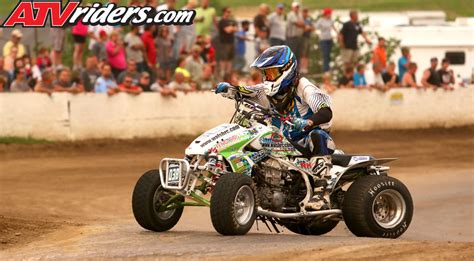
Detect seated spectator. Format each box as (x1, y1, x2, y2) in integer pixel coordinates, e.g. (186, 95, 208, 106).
(200, 35, 215, 65)
(372, 37, 387, 70)
(118, 74, 142, 95)
(91, 30, 108, 63)
(353, 64, 369, 89)
(118, 60, 140, 85)
(401, 62, 421, 88)
(367, 62, 387, 91)
(151, 75, 177, 97)
(438, 58, 455, 90)
(34, 69, 55, 95)
(169, 72, 192, 93)
(421, 57, 441, 88)
(248, 69, 263, 85)
(255, 27, 270, 55)
(338, 66, 354, 88)
(175, 56, 191, 81)
(137, 72, 151, 92)
(10, 68, 31, 92)
(200, 65, 215, 90)
(0, 76, 6, 92)
(185, 45, 205, 84)
(80, 56, 101, 92)
(95, 64, 118, 94)
(36, 47, 52, 71)
(54, 68, 84, 93)
(321, 72, 337, 94)
(0, 57, 10, 91)
(223, 71, 239, 86)
(156, 26, 174, 81)
(106, 31, 127, 78)
(382, 61, 399, 88)
(23, 55, 41, 86)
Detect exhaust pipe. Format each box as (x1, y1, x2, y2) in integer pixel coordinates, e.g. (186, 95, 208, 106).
(256, 207, 342, 219)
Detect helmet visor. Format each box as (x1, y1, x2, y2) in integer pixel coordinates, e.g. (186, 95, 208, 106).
(263, 67, 282, 82)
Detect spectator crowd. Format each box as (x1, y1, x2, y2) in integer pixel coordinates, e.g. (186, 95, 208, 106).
(0, 0, 461, 95)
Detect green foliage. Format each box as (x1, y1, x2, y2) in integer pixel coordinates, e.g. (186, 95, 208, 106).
(0, 136, 54, 145)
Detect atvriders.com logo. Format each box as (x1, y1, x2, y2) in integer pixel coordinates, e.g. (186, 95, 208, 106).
(2, 0, 196, 27)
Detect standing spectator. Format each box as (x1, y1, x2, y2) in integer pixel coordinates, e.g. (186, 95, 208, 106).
(95, 64, 118, 94)
(185, 45, 205, 83)
(142, 25, 157, 71)
(169, 72, 192, 93)
(151, 75, 177, 97)
(300, 8, 314, 74)
(353, 64, 369, 88)
(398, 47, 411, 82)
(4, 47, 18, 76)
(10, 68, 31, 92)
(217, 7, 238, 78)
(80, 56, 101, 92)
(253, 4, 270, 37)
(137, 72, 151, 92)
(421, 57, 441, 88)
(71, 20, 89, 70)
(195, 0, 217, 37)
(34, 69, 55, 95)
(402, 62, 420, 88)
(50, 28, 66, 68)
(338, 66, 354, 88)
(372, 37, 387, 69)
(234, 20, 250, 73)
(268, 4, 286, 46)
(438, 58, 455, 90)
(367, 62, 387, 91)
(124, 26, 145, 72)
(53, 68, 84, 93)
(88, 25, 114, 51)
(382, 61, 400, 88)
(200, 35, 215, 65)
(91, 30, 108, 63)
(0, 57, 10, 91)
(286, 2, 305, 61)
(118, 74, 142, 95)
(156, 27, 174, 81)
(36, 47, 52, 72)
(315, 8, 338, 72)
(339, 10, 372, 68)
(3, 30, 25, 58)
(106, 31, 127, 78)
(175, 0, 198, 55)
(118, 60, 140, 85)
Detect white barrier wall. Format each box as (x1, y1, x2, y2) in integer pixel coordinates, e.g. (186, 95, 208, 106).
(0, 88, 473, 140)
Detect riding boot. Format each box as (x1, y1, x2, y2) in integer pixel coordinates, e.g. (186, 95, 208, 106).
(305, 156, 332, 210)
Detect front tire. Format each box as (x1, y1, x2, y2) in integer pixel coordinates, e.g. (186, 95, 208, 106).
(210, 173, 257, 235)
(132, 169, 184, 232)
(342, 175, 413, 238)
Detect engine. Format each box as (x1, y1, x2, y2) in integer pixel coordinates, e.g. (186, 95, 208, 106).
(253, 159, 305, 211)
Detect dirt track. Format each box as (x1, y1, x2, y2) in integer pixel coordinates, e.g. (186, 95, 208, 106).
(0, 128, 473, 259)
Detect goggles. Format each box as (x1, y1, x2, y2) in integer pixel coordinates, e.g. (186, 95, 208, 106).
(263, 67, 282, 82)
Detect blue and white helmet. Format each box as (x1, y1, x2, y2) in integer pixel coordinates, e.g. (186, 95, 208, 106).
(250, 45, 298, 97)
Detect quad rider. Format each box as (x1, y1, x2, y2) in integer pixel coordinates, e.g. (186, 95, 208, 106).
(215, 45, 335, 210)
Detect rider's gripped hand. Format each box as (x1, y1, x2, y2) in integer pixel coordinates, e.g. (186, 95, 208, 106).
(215, 82, 232, 94)
(292, 117, 310, 131)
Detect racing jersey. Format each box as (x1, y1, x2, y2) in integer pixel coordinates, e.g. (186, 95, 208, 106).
(238, 77, 332, 139)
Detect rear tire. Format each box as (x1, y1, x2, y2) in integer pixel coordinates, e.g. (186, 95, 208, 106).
(284, 219, 339, 235)
(210, 173, 257, 235)
(342, 175, 413, 238)
(132, 169, 184, 232)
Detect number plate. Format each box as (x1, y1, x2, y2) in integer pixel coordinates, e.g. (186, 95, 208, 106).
(167, 163, 181, 186)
